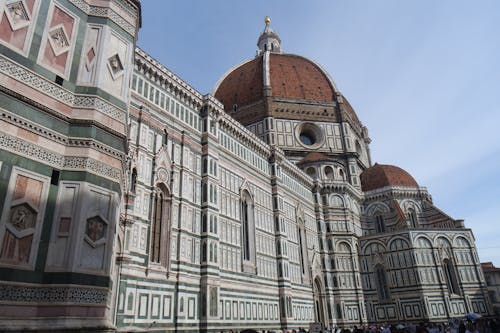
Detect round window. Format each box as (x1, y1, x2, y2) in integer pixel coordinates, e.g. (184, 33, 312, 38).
(300, 133, 315, 146)
(295, 122, 325, 149)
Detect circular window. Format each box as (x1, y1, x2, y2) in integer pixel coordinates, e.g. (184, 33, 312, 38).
(295, 122, 325, 149)
(300, 133, 315, 146)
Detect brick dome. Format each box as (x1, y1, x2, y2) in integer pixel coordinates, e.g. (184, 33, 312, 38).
(212, 19, 364, 131)
(360, 163, 418, 192)
(213, 53, 336, 111)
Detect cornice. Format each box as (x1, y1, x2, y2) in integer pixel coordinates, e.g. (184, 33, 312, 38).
(362, 185, 430, 202)
(135, 48, 203, 110)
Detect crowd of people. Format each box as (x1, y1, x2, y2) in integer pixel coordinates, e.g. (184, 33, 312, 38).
(288, 318, 499, 333)
(223, 318, 500, 333)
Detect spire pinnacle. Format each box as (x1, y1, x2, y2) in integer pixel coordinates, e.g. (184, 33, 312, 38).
(257, 17, 282, 55)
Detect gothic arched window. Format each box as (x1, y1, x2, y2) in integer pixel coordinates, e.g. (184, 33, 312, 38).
(443, 259, 461, 295)
(408, 208, 418, 228)
(240, 189, 256, 272)
(375, 214, 386, 233)
(130, 168, 137, 193)
(298, 228, 306, 274)
(150, 185, 171, 267)
(375, 264, 390, 301)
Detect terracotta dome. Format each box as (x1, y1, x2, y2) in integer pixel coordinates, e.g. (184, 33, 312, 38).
(212, 19, 364, 130)
(360, 163, 418, 192)
(214, 53, 336, 110)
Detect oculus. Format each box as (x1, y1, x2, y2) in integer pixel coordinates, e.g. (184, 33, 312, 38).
(295, 122, 325, 149)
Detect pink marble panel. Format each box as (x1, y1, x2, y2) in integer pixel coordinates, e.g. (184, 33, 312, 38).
(13, 175, 42, 207)
(58, 217, 71, 234)
(0, 230, 33, 263)
(0, 0, 35, 50)
(0, 74, 73, 114)
(42, 5, 74, 74)
(0, 13, 26, 49)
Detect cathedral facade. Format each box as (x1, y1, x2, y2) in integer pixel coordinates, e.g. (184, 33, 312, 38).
(0, 1, 492, 332)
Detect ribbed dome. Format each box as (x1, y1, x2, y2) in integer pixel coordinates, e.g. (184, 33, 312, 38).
(212, 19, 364, 131)
(360, 163, 418, 192)
(214, 53, 336, 111)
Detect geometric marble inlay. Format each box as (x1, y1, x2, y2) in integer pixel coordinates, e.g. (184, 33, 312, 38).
(5, 1, 30, 31)
(85, 216, 107, 246)
(8, 202, 36, 232)
(48, 24, 70, 56)
(107, 53, 124, 80)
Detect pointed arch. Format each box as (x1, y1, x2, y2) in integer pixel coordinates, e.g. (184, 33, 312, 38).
(375, 264, 391, 301)
(150, 183, 171, 268)
(330, 194, 345, 208)
(313, 276, 326, 324)
(240, 187, 256, 272)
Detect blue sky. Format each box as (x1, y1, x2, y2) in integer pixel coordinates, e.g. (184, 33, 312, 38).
(138, 1, 500, 264)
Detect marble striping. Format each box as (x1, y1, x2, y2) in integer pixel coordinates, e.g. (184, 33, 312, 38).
(0, 132, 122, 181)
(0, 284, 108, 304)
(69, 0, 136, 36)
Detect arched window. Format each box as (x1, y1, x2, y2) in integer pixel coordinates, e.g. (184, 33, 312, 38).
(202, 213, 207, 233)
(150, 185, 171, 267)
(375, 214, 386, 233)
(306, 167, 317, 178)
(203, 158, 208, 174)
(209, 243, 214, 262)
(130, 168, 137, 193)
(297, 224, 308, 275)
(407, 209, 418, 228)
(336, 303, 343, 319)
(375, 264, 390, 301)
(202, 183, 207, 203)
(443, 259, 460, 295)
(324, 166, 334, 180)
(355, 140, 362, 155)
(328, 238, 334, 251)
(201, 241, 207, 262)
(163, 129, 168, 146)
(241, 190, 256, 272)
(242, 198, 250, 260)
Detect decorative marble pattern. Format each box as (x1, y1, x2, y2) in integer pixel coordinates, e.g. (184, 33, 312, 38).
(0, 55, 74, 104)
(68, 0, 136, 36)
(5, 1, 31, 31)
(74, 95, 126, 122)
(0, 285, 108, 304)
(0, 54, 127, 120)
(0, 132, 122, 180)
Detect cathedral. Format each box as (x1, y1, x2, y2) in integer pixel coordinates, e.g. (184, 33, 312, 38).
(0, 1, 492, 332)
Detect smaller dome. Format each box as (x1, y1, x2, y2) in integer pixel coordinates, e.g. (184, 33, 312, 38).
(360, 163, 418, 192)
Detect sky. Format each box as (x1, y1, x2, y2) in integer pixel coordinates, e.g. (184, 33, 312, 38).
(137, 1, 500, 264)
